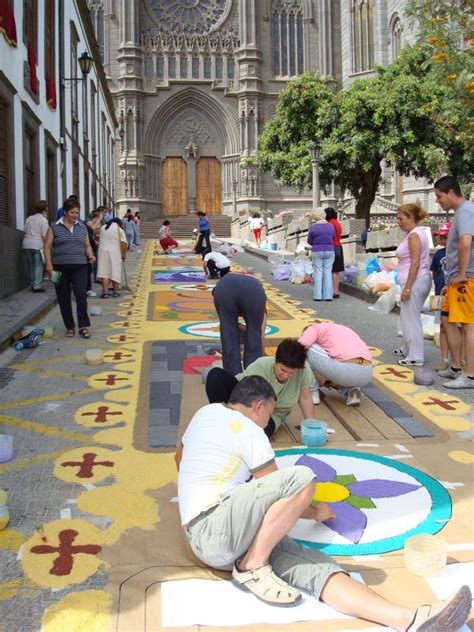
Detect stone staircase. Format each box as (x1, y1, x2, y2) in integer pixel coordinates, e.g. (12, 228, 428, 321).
(140, 215, 232, 239)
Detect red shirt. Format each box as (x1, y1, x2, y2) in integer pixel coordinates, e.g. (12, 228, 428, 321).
(329, 218, 342, 247)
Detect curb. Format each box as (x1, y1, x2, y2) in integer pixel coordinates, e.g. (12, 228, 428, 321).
(0, 294, 57, 353)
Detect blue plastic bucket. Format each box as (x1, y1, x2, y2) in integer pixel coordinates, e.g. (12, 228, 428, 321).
(301, 419, 327, 447)
(270, 242, 278, 251)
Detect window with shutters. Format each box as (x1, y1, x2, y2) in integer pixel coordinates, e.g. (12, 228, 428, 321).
(0, 99, 10, 226)
(70, 26, 79, 143)
(45, 0, 55, 82)
(23, 0, 38, 51)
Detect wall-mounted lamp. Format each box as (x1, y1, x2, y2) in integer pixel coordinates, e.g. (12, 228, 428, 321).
(63, 51, 94, 84)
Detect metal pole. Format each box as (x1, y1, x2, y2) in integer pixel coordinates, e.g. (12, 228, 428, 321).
(312, 158, 321, 209)
(232, 180, 238, 215)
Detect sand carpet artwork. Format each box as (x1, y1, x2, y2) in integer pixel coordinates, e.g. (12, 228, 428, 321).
(2, 240, 472, 632)
(276, 448, 451, 556)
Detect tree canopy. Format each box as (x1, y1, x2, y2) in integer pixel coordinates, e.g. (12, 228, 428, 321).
(257, 39, 472, 226)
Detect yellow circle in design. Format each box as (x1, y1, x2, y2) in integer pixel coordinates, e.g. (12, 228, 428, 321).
(74, 401, 131, 428)
(22, 519, 105, 589)
(313, 482, 350, 503)
(88, 371, 132, 390)
(107, 333, 139, 344)
(53, 447, 117, 484)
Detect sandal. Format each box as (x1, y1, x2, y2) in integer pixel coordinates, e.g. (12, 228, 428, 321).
(398, 358, 423, 367)
(100, 293, 109, 299)
(393, 349, 405, 356)
(79, 328, 91, 339)
(65, 329, 75, 338)
(232, 563, 301, 607)
(113, 292, 121, 297)
(407, 585, 471, 631)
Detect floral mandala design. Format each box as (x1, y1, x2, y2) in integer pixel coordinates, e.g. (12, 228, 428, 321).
(275, 449, 452, 556)
(296, 454, 420, 544)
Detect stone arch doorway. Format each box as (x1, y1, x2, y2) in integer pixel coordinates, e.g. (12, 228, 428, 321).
(145, 88, 239, 216)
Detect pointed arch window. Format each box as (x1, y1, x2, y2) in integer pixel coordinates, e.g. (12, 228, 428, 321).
(351, 0, 374, 73)
(272, 0, 304, 78)
(389, 15, 402, 62)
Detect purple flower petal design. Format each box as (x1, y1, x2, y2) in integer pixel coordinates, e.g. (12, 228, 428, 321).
(324, 501, 367, 544)
(295, 455, 336, 483)
(347, 479, 420, 498)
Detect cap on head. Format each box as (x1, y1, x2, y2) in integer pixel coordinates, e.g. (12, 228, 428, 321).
(434, 222, 451, 236)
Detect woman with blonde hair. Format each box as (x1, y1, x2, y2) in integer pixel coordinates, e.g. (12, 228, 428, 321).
(394, 203, 431, 366)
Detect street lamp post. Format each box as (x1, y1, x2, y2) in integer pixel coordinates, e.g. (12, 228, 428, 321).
(309, 141, 321, 210)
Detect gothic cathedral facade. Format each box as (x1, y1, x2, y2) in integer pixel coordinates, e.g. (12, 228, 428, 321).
(89, 0, 418, 219)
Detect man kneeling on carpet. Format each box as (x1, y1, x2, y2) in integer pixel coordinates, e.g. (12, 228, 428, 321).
(175, 376, 470, 630)
(299, 321, 373, 407)
(203, 251, 231, 279)
(205, 338, 315, 437)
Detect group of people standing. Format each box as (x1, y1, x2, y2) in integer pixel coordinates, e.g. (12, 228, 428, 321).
(22, 198, 143, 338)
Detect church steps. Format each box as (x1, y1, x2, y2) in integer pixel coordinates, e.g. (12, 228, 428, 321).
(140, 216, 232, 239)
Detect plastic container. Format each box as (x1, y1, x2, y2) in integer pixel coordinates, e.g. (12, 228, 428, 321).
(404, 534, 448, 577)
(85, 349, 104, 366)
(270, 242, 278, 251)
(0, 434, 13, 463)
(301, 419, 327, 447)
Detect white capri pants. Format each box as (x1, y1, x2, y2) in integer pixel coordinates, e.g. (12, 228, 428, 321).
(307, 344, 373, 392)
(399, 273, 432, 363)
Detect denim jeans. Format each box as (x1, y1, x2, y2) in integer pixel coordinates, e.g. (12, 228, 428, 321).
(23, 249, 44, 290)
(312, 250, 335, 300)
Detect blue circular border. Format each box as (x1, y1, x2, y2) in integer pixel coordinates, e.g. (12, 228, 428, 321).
(179, 322, 279, 338)
(275, 448, 452, 556)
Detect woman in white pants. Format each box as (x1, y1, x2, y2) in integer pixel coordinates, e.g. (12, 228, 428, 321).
(394, 203, 432, 366)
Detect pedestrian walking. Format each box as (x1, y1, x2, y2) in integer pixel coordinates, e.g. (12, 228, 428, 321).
(249, 212, 265, 247)
(85, 207, 105, 297)
(211, 272, 267, 375)
(97, 218, 128, 298)
(44, 198, 95, 339)
(434, 176, 474, 389)
(394, 203, 431, 367)
(203, 251, 230, 279)
(22, 200, 49, 292)
(307, 208, 336, 301)
(133, 211, 141, 246)
(175, 376, 472, 629)
(194, 211, 211, 254)
(123, 210, 137, 250)
(158, 220, 179, 253)
(325, 207, 344, 298)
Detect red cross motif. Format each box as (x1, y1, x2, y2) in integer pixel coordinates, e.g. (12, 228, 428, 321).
(104, 352, 132, 361)
(60, 452, 115, 478)
(423, 397, 460, 411)
(95, 374, 128, 386)
(117, 334, 132, 342)
(81, 406, 122, 424)
(380, 367, 412, 379)
(119, 321, 130, 327)
(30, 529, 101, 576)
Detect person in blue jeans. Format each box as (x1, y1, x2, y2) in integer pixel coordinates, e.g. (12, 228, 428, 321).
(194, 211, 212, 254)
(307, 209, 336, 301)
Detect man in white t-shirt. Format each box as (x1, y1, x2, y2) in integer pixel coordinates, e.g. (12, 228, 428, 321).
(176, 376, 470, 627)
(203, 251, 231, 279)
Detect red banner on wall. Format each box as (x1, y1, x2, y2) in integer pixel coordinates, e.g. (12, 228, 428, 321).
(0, 0, 17, 47)
(27, 41, 39, 94)
(46, 75, 57, 110)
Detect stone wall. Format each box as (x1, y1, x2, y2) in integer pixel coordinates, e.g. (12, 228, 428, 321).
(0, 226, 29, 297)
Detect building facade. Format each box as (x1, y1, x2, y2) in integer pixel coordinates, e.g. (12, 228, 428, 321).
(0, 0, 117, 296)
(91, 0, 430, 220)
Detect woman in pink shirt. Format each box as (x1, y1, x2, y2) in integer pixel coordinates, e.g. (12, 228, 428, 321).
(299, 321, 373, 406)
(395, 203, 431, 366)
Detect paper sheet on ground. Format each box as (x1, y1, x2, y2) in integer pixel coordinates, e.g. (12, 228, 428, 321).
(161, 574, 364, 627)
(426, 562, 474, 601)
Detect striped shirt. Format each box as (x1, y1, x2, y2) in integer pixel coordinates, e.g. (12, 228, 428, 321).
(51, 219, 88, 266)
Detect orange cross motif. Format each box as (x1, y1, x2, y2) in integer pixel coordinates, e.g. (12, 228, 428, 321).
(423, 396, 460, 411)
(104, 352, 133, 361)
(95, 374, 128, 386)
(81, 405, 122, 424)
(60, 452, 114, 478)
(30, 529, 101, 576)
(380, 367, 411, 379)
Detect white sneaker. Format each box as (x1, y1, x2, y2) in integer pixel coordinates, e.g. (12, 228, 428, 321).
(346, 387, 361, 407)
(438, 366, 462, 379)
(311, 386, 320, 405)
(86, 290, 97, 297)
(443, 373, 474, 389)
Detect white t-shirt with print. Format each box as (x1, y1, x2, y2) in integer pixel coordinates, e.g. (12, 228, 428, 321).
(203, 251, 230, 269)
(178, 403, 275, 525)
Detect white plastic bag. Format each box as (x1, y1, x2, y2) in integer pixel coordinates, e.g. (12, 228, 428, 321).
(290, 258, 305, 284)
(368, 285, 399, 314)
